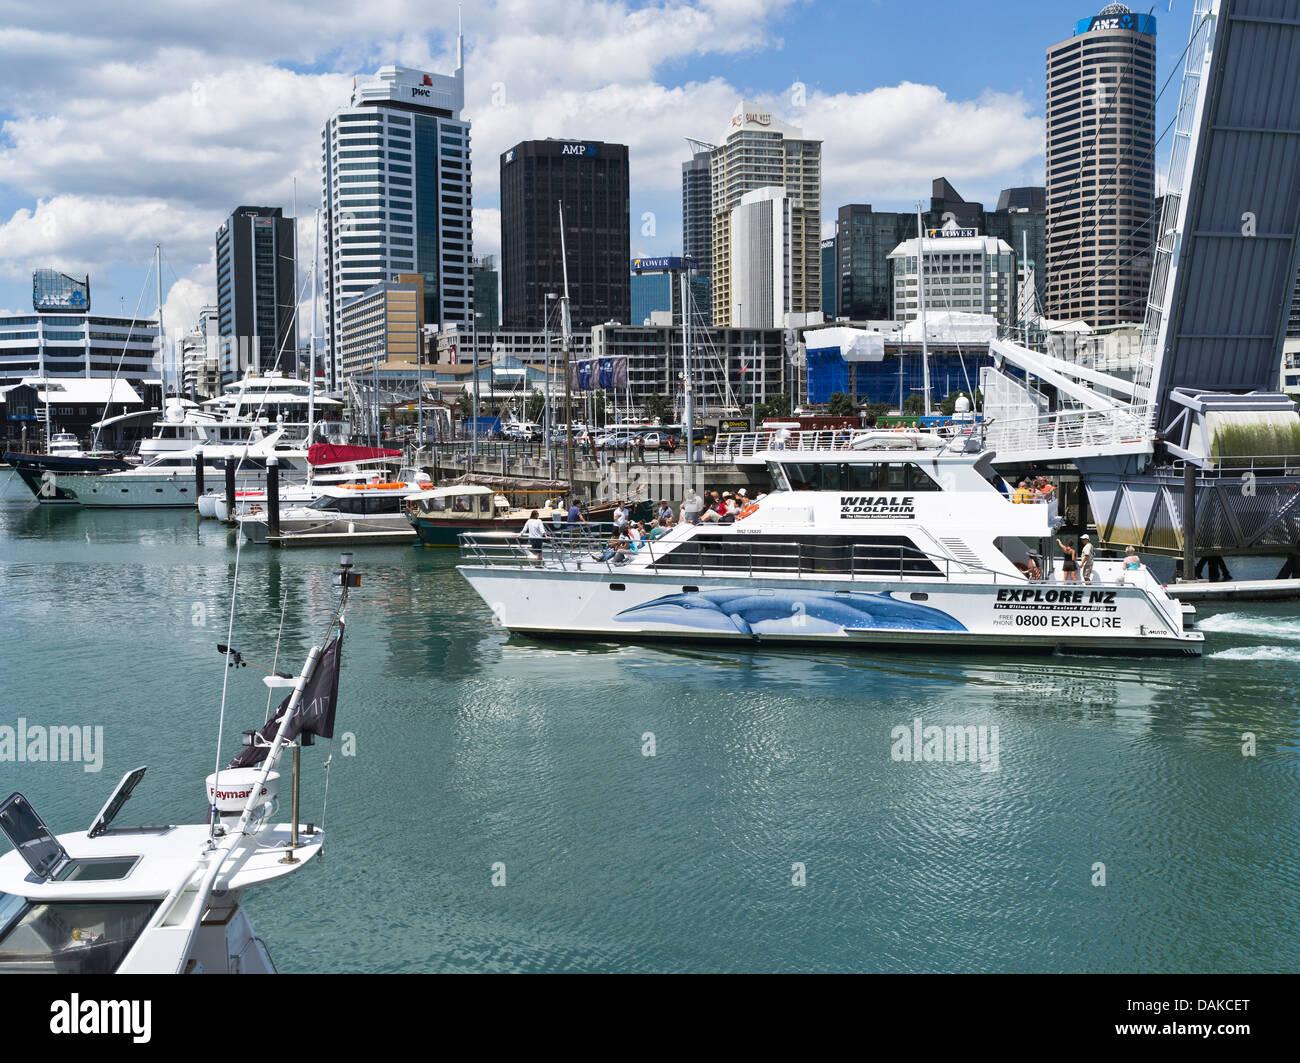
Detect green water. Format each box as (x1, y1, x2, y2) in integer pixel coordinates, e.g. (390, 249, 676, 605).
(1, 497, 1298, 972)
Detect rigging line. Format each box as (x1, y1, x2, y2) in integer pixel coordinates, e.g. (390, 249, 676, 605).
(1047, 7, 1209, 294)
(91, 261, 154, 451)
(264, 574, 292, 725)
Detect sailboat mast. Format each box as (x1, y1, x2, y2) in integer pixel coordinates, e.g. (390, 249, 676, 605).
(155, 243, 168, 400)
(309, 208, 318, 444)
(559, 201, 574, 489)
(915, 204, 931, 417)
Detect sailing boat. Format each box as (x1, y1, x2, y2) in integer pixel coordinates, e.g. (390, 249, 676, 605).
(0, 555, 358, 974)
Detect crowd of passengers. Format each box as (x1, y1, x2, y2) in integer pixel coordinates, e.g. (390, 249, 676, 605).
(517, 488, 765, 565)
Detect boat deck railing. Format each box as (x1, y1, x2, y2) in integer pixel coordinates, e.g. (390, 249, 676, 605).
(459, 529, 1093, 586)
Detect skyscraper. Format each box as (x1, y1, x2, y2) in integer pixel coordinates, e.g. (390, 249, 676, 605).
(730, 187, 792, 329)
(706, 100, 821, 327)
(1045, 4, 1157, 326)
(681, 147, 712, 318)
(215, 206, 296, 378)
(832, 180, 1044, 323)
(499, 139, 630, 330)
(321, 42, 471, 384)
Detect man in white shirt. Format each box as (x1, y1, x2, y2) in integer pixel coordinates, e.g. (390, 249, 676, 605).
(612, 504, 629, 533)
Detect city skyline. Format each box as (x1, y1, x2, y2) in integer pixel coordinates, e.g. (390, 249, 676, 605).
(0, 1, 1192, 336)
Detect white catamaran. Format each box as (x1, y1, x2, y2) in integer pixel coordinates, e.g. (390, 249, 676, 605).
(458, 436, 1203, 656)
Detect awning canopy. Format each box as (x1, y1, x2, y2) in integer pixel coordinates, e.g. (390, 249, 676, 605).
(20, 377, 143, 406)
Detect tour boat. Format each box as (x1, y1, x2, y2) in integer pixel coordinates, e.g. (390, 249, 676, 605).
(457, 438, 1204, 656)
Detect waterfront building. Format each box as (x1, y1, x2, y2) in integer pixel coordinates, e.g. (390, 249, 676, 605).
(321, 44, 472, 386)
(729, 187, 794, 329)
(705, 100, 821, 327)
(0, 271, 160, 395)
(432, 325, 592, 369)
(888, 233, 1017, 328)
(338, 275, 424, 379)
(215, 206, 296, 382)
(833, 181, 1045, 324)
(630, 257, 708, 327)
(590, 323, 786, 411)
(500, 139, 631, 331)
(472, 256, 499, 332)
(681, 147, 713, 318)
(181, 305, 221, 399)
(1045, 3, 1157, 325)
(821, 236, 837, 319)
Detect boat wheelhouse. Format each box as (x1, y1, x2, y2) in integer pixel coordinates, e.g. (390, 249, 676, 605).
(457, 439, 1203, 656)
(405, 484, 558, 547)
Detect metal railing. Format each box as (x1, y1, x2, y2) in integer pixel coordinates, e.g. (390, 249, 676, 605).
(710, 428, 940, 459)
(982, 404, 1156, 457)
(460, 528, 958, 579)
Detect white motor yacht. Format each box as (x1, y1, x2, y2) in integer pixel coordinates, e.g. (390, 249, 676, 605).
(0, 555, 358, 973)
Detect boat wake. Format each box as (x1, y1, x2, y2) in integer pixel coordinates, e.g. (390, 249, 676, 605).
(1197, 613, 1300, 641)
(1207, 645, 1300, 662)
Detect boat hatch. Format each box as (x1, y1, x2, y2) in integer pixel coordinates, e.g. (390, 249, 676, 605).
(0, 794, 143, 884)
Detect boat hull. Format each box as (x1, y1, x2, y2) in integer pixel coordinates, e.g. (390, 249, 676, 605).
(408, 514, 526, 547)
(457, 567, 1204, 657)
(243, 513, 415, 546)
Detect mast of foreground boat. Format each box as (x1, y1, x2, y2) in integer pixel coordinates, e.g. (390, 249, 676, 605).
(309, 208, 318, 447)
(560, 201, 574, 489)
(915, 203, 931, 417)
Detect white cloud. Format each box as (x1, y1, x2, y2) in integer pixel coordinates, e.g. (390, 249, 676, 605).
(0, 0, 1045, 319)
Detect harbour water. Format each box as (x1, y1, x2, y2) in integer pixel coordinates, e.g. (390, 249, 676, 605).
(1, 486, 1297, 972)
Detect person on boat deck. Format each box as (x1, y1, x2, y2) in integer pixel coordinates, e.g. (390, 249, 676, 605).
(1079, 534, 1095, 584)
(1120, 545, 1141, 585)
(594, 534, 632, 564)
(1034, 477, 1056, 504)
(566, 499, 586, 537)
(657, 499, 673, 524)
(699, 501, 722, 523)
(1057, 538, 1079, 583)
(522, 510, 549, 565)
(612, 503, 630, 533)
(647, 519, 665, 541)
(1012, 480, 1034, 504)
(681, 489, 703, 524)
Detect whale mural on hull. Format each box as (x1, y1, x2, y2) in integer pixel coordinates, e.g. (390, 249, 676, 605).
(613, 588, 966, 636)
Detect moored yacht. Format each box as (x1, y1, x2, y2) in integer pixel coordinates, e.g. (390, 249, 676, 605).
(21, 430, 309, 508)
(457, 438, 1204, 656)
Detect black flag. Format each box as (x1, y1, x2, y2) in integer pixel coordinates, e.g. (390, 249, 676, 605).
(228, 623, 344, 770)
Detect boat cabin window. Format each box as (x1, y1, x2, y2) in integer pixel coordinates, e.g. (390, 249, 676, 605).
(775, 462, 941, 493)
(0, 895, 159, 974)
(419, 495, 448, 514)
(652, 534, 941, 576)
(451, 494, 475, 513)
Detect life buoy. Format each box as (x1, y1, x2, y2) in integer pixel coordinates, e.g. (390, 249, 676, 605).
(737, 502, 760, 520)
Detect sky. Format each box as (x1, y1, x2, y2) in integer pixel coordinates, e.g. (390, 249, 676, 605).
(0, 0, 1192, 337)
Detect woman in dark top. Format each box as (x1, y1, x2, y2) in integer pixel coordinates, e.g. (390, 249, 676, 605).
(1056, 538, 1079, 583)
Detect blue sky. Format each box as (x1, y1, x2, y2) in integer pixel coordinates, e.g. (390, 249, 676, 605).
(0, 0, 1191, 331)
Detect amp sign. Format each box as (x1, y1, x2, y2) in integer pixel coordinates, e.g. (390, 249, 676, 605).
(558, 142, 601, 157)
